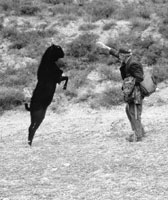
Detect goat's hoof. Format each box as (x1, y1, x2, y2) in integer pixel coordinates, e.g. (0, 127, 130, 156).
(28, 140, 32, 146)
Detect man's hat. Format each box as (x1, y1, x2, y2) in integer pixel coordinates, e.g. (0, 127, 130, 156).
(118, 48, 132, 55)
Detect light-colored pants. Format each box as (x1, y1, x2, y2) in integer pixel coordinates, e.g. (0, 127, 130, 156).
(125, 102, 144, 138)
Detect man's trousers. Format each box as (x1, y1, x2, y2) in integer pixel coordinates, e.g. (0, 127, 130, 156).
(125, 102, 144, 139)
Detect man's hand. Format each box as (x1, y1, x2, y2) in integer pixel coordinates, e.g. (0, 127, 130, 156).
(96, 42, 111, 50)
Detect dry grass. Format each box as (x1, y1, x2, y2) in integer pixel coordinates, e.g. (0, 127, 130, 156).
(1, 90, 168, 200)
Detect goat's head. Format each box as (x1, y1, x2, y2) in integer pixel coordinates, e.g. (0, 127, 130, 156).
(43, 44, 64, 63)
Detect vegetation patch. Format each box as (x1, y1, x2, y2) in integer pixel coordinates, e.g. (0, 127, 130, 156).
(66, 32, 99, 61)
(153, 64, 168, 83)
(90, 86, 123, 108)
(79, 23, 98, 31)
(85, 0, 119, 21)
(102, 21, 116, 31)
(0, 0, 168, 111)
(0, 86, 24, 110)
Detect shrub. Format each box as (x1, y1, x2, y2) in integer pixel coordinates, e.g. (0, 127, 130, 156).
(1, 27, 18, 40)
(0, 64, 37, 88)
(58, 14, 78, 26)
(131, 17, 150, 31)
(49, 4, 79, 16)
(43, 0, 73, 5)
(0, 0, 12, 11)
(131, 36, 154, 63)
(159, 23, 168, 39)
(102, 21, 116, 31)
(64, 69, 90, 100)
(90, 86, 123, 108)
(118, 2, 138, 19)
(43, 0, 62, 4)
(155, 3, 168, 18)
(66, 32, 99, 61)
(137, 3, 153, 19)
(0, 87, 25, 110)
(98, 65, 121, 82)
(68, 69, 89, 88)
(2, 27, 53, 50)
(153, 64, 168, 83)
(0, 0, 40, 15)
(79, 23, 98, 31)
(20, 5, 40, 15)
(117, 1, 154, 20)
(85, 0, 119, 21)
(145, 44, 163, 65)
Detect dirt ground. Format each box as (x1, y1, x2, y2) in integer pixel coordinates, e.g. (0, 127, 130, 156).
(1, 86, 168, 200)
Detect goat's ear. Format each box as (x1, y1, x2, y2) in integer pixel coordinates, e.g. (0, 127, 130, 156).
(51, 44, 55, 48)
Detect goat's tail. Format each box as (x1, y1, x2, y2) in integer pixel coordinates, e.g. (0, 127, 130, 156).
(25, 103, 31, 111)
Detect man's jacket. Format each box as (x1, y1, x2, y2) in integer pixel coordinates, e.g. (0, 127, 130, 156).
(120, 56, 144, 85)
(120, 56, 144, 104)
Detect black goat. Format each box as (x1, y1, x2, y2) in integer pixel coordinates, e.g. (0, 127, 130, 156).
(25, 44, 68, 146)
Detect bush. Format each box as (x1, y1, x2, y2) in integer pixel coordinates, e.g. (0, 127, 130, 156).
(85, 0, 119, 21)
(131, 36, 154, 63)
(43, 0, 73, 5)
(2, 27, 53, 50)
(153, 64, 168, 83)
(102, 21, 116, 31)
(49, 4, 79, 16)
(64, 68, 90, 100)
(43, 0, 62, 4)
(118, 2, 138, 19)
(0, 87, 25, 110)
(90, 86, 123, 108)
(20, 5, 39, 15)
(0, 65, 37, 88)
(137, 3, 153, 19)
(98, 65, 121, 82)
(131, 37, 167, 65)
(117, 1, 154, 20)
(0, 0, 12, 11)
(145, 44, 163, 65)
(155, 3, 168, 18)
(1, 27, 18, 40)
(79, 23, 98, 31)
(159, 23, 168, 39)
(66, 32, 99, 61)
(131, 17, 150, 31)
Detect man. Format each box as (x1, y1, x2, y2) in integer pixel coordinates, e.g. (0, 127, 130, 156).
(111, 48, 145, 142)
(96, 42, 145, 142)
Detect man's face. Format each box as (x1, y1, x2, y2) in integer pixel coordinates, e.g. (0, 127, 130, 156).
(119, 54, 131, 63)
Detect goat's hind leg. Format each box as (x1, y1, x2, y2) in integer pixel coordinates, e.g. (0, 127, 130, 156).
(28, 109, 46, 146)
(28, 122, 36, 146)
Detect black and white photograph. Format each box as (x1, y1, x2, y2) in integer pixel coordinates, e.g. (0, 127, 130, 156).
(0, 0, 168, 199)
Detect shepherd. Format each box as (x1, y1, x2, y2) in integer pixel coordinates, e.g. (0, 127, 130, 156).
(97, 42, 146, 142)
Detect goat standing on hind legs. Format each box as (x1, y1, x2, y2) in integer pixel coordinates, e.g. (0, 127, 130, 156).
(25, 44, 68, 146)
